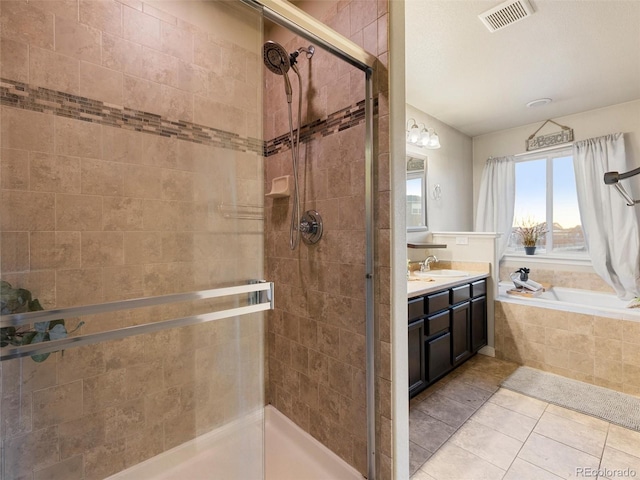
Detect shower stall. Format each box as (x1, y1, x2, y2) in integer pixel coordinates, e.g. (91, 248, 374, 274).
(0, 0, 385, 479)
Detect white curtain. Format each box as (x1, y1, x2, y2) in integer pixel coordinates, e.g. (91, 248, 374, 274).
(475, 156, 516, 258)
(573, 133, 640, 299)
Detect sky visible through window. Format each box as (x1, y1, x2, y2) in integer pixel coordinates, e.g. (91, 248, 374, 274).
(513, 156, 581, 228)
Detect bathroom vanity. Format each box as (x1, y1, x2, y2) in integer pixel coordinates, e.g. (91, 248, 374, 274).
(408, 274, 488, 398)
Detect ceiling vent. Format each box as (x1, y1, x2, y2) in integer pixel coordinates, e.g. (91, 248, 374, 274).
(479, 0, 534, 32)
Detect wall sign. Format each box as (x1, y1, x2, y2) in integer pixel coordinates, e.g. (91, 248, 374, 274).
(526, 119, 574, 151)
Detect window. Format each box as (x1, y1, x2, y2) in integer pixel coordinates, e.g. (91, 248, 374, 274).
(507, 149, 586, 255)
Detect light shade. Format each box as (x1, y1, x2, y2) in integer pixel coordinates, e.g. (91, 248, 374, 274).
(406, 119, 441, 149)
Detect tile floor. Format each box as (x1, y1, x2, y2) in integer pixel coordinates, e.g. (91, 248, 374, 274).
(409, 355, 640, 480)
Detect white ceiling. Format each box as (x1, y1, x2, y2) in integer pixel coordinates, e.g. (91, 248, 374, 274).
(405, 0, 640, 137)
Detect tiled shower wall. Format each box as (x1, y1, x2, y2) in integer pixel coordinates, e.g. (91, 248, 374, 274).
(263, 0, 391, 477)
(0, 1, 265, 478)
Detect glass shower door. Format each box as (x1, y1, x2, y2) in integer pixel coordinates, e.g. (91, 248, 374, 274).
(0, 0, 266, 478)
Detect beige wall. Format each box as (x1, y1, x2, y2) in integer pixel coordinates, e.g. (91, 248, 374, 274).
(263, 0, 392, 477)
(473, 100, 640, 221)
(406, 104, 474, 232)
(0, 1, 264, 478)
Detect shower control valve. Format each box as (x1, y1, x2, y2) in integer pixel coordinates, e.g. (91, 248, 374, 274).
(299, 210, 323, 245)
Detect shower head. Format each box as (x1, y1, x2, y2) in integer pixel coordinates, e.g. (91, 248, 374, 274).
(263, 41, 290, 75)
(263, 41, 292, 103)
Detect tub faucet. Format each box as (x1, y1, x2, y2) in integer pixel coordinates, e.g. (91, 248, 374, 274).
(421, 255, 438, 272)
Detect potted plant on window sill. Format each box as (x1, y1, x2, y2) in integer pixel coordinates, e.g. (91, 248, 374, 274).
(514, 218, 547, 255)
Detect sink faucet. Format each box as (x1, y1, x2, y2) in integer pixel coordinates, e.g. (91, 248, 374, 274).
(421, 255, 438, 272)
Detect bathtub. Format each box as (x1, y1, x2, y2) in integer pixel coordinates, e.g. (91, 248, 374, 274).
(498, 282, 640, 321)
(108, 406, 362, 480)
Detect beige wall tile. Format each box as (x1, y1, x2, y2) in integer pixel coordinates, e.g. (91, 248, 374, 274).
(623, 342, 640, 367)
(58, 411, 106, 459)
(123, 5, 160, 48)
(103, 196, 144, 230)
(123, 164, 162, 198)
(30, 46, 79, 94)
(81, 158, 123, 195)
(623, 321, 640, 345)
(177, 61, 208, 95)
(193, 33, 221, 71)
(2, 107, 54, 153)
(55, 117, 102, 158)
(193, 96, 246, 135)
(1, 191, 55, 231)
(56, 268, 103, 307)
(29, 0, 78, 19)
(140, 46, 179, 87)
(161, 84, 193, 122)
(103, 264, 144, 301)
(79, 0, 122, 36)
(102, 32, 143, 75)
(0, 1, 54, 49)
(32, 381, 83, 429)
(81, 231, 124, 267)
(141, 133, 178, 168)
(57, 343, 106, 383)
(102, 126, 142, 163)
(2, 355, 57, 398)
(1, 231, 30, 272)
(123, 231, 162, 264)
(1, 270, 56, 308)
(161, 169, 193, 201)
(0, 38, 29, 83)
(83, 369, 127, 412)
(30, 231, 81, 270)
(1, 392, 33, 439)
(1, 148, 29, 190)
(55, 15, 101, 63)
(56, 193, 102, 230)
(80, 62, 123, 105)
(30, 152, 81, 193)
(161, 23, 192, 62)
(3, 426, 59, 478)
(123, 74, 163, 115)
(34, 455, 84, 480)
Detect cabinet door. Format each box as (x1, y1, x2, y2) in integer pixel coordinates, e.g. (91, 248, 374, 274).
(451, 301, 471, 365)
(427, 332, 452, 382)
(471, 296, 487, 351)
(408, 319, 426, 396)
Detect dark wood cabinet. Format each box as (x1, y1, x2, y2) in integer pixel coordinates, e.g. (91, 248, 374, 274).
(408, 277, 488, 398)
(471, 296, 487, 351)
(408, 319, 426, 395)
(451, 301, 471, 365)
(427, 332, 451, 382)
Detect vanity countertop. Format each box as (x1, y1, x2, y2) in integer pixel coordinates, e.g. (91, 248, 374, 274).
(408, 271, 490, 298)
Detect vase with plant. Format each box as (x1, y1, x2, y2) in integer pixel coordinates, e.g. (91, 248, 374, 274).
(514, 217, 547, 255)
(0, 280, 82, 362)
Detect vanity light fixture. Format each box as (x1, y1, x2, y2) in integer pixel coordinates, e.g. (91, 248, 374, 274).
(406, 118, 441, 149)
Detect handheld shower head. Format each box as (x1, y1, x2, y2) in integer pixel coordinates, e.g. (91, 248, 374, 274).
(263, 41, 292, 103)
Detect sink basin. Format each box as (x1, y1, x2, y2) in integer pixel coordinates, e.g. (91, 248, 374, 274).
(414, 269, 469, 278)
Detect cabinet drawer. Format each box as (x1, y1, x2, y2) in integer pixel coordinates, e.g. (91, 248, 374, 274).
(471, 280, 486, 298)
(425, 310, 449, 337)
(451, 284, 470, 305)
(408, 297, 424, 321)
(426, 291, 449, 314)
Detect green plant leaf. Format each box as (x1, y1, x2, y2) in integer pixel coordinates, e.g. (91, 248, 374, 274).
(28, 299, 43, 312)
(34, 321, 50, 333)
(49, 324, 67, 341)
(31, 352, 51, 362)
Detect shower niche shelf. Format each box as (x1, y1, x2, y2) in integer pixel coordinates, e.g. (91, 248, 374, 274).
(265, 175, 292, 198)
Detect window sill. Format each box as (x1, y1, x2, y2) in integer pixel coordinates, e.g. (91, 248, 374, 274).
(502, 253, 592, 267)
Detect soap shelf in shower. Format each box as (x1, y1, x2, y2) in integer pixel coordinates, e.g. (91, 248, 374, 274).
(218, 203, 264, 220)
(265, 175, 292, 198)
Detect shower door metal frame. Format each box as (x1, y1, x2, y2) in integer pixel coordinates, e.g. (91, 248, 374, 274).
(243, 0, 378, 477)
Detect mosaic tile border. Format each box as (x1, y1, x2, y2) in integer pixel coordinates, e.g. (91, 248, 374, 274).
(0, 78, 264, 154)
(0, 78, 371, 158)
